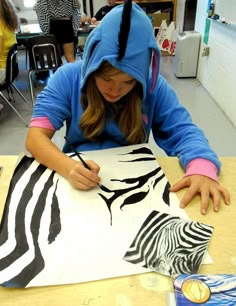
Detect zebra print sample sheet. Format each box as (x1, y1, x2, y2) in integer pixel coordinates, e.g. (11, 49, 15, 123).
(123, 210, 214, 276)
(0, 144, 209, 288)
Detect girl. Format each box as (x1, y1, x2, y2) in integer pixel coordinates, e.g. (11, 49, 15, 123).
(26, 0, 230, 214)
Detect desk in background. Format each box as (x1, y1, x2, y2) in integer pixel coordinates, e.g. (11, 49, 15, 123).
(0, 156, 235, 306)
(20, 24, 42, 34)
(77, 24, 96, 56)
(17, 23, 42, 45)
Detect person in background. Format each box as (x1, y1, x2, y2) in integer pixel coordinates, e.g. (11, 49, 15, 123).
(91, 0, 117, 25)
(34, 0, 81, 63)
(80, 13, 91, 25)
(0, 0, 18, 84)
(25, 1, 230, 215)
(0, 0, 18, 111)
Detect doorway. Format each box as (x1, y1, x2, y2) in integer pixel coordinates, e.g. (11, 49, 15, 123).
(183, 0, 197, 31)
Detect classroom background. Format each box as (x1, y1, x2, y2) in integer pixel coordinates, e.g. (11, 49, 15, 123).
(0, 0, 236, 156)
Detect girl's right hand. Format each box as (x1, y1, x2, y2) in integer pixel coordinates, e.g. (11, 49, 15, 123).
(67, 160, 101, 190)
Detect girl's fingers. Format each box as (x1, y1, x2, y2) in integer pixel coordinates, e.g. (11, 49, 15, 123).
(69, 161, 101, 189)
(169, 175, 230, 215)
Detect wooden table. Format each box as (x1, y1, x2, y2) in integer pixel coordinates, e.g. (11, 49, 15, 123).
(0, 156, 235, 306)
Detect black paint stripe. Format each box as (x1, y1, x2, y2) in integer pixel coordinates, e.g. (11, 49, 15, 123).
(99, 167, 162, 225)
(0, 156, 35, 246)
(0, 159, 47, 270)
(118, 147, 153, 155)
(162, 181, 171, 205)
(1, 171, 57, 287)
(48, 180, 61, 244)
(119, 157, 156, 162)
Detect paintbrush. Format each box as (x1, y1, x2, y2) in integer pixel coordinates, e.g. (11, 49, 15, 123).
(64, 136, 91, 170)
(64, 137, 105, 189)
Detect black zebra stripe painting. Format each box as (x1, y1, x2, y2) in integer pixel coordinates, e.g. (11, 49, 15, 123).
(123, 210, 214, 276)
(0, 144, 211, 288)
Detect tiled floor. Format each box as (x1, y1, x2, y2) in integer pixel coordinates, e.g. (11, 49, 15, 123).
(0, 50, 236, 157)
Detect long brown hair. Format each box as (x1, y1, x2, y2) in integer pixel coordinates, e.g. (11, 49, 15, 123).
(0, 0, 18, 31)
(80, 61, 146, 145)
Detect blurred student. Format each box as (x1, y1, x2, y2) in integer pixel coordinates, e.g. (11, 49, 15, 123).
(34, 0, 81, 63)
(91, 0, 117, 25)
(0, 0, 18, 84)
(0, 0, 18, 111)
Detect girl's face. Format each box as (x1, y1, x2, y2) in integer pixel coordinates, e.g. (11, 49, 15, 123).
(94, 72, 137, 103)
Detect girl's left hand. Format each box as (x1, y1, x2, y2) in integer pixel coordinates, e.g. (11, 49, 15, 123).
(169, 175, 230, 215)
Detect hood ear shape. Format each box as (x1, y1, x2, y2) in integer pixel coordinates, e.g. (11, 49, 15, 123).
(81, 2, 161, 98)
(117, 0, 161, 92)
(150, 50, 159, 92)
(117, 0, 132, 61)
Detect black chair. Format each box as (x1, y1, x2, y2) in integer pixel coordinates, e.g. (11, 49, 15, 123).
(0, 44, 32, 126)
(27, 35, 62, 104)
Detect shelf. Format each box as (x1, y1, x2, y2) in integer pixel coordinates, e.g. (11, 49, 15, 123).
(209, 18, 236, 32)
(116, 0, 173, 3)
(115, 0, 177, 21)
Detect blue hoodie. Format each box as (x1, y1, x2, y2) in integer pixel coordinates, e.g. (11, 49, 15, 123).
(81, 3, 160, 99)
(32, 2, 221, 172)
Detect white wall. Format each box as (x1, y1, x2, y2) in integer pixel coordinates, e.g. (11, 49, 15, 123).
(93, 0, 106, 15)
(214, 0, 236, 24)
(79, 0, 106, 17)
(17, 10, 38, 23)
(12, 0, 38, 23)
(194, 0, 236, 127)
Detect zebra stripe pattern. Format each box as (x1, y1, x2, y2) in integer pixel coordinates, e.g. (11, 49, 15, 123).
(0, 144, 206, 287)
(34, 0, 81, 35)
(123, 210, 214, 276)
(0, 156, 60, 287)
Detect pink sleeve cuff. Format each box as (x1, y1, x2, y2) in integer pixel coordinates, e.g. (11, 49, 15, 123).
(184, 158, 218, 182)
(30, 117, 56, 130)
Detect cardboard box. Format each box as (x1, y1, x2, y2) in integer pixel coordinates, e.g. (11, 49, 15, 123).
(149, 12, 170, 27)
